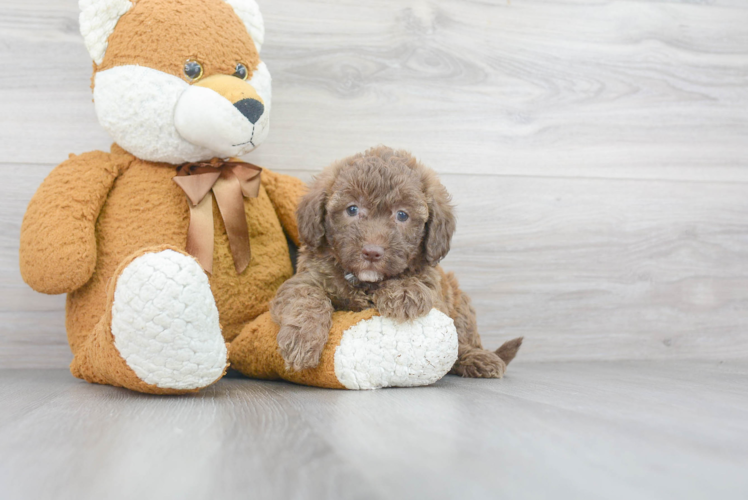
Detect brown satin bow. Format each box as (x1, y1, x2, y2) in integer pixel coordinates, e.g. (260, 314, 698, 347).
(173, 159, 262, 274)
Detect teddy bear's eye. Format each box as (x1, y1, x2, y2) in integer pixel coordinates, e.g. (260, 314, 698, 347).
(184, 60, 203, 81)
(233, 62, 248, 80)
(396, 211, 409, 222)
(346, 206, 359, 217)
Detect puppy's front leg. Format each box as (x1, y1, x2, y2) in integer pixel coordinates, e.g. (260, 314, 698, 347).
(270, 275, 333, 371)
(373, 277, 435, 323)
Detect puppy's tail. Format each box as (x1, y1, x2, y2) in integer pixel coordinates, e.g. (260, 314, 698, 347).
(495, 337, 523, 365)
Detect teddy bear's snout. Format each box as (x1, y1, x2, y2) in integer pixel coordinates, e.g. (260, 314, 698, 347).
(173, 81, 265, 158)
(91, 61, 272, 163)
(172, 71, 271, 158)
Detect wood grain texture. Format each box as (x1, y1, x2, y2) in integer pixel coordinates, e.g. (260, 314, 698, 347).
(2, 0, 748, 180)
(1, 363, 747, 500)
(2, 0, 748, 366)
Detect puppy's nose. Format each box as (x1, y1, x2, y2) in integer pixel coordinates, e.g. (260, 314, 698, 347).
(234, 98, 264, 124)
(362, 244, 384, 262)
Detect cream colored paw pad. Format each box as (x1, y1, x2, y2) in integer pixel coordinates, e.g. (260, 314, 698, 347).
(334, 309, 458, 390)
(111, 250, 227, 390)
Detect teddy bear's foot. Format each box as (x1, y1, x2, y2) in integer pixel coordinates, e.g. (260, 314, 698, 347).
(333, 309, 458, 389)
(229, 308, 458, 390)
(71, 247, 228, 394)
(111, 249, 227, 390)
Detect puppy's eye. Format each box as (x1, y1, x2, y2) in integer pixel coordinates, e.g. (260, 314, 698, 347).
(184, 60, 203, 81)
(396, 211, 409, 222)
(346, 206, 359, 217)
(233, 62, 248, 80)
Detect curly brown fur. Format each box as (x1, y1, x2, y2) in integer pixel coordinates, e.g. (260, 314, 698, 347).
(271, 146, 521, 375)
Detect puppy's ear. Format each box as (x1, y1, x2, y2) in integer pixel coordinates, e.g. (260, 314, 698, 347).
(297, 176, 328, 250)
(423, 172, 456, 266)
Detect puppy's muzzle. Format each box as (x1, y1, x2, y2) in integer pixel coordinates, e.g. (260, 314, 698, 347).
(362, 244, 384, 263)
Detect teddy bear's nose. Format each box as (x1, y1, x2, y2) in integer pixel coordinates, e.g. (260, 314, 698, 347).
(234, 98, 265, 124)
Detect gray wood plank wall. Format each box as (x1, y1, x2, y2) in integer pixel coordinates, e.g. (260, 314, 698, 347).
(1, 0, 747, 368)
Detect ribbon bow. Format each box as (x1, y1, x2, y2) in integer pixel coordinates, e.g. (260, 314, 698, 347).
(173, 159, 262, 274)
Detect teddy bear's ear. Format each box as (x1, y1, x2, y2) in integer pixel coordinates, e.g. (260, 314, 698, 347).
(79, 0, 264, 66)
(223, 0, 265, 53)
(79, 0, 133, 65)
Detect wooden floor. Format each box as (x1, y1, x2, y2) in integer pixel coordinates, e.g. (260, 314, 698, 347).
(1, 362, 746, 500)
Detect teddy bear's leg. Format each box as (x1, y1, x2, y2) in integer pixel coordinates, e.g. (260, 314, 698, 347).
(229, 309, 458, 390)
(70, 246, 228, 394)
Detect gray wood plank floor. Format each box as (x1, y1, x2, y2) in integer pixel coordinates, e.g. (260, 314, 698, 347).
(1, 362, 746, 500)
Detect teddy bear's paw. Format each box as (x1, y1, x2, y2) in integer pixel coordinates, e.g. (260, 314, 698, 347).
(333, 309, 458, 390)
(111, 250, 227, 390)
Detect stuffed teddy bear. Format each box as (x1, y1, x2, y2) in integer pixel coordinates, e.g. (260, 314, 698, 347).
(19, 0, 458, 394)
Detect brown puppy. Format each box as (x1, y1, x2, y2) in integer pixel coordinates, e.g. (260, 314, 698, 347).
(271, 146, 522, 376)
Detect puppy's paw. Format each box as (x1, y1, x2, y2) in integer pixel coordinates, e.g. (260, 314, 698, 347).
(375, 280, 434, 323)
(451, 349, 506, 378)
(277, 323, 328, 372)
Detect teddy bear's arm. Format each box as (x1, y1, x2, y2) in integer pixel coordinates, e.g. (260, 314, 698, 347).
(260, 169, 307, 247)
(19, 151, 131, 294)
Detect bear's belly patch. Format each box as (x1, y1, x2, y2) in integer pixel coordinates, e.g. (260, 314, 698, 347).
(93, 160, 293, 326)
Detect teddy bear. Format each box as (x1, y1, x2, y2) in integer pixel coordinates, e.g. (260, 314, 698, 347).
(19, 0, 459, 394)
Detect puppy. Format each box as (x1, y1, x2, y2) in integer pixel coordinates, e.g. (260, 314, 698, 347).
(271, 146, 522, 377)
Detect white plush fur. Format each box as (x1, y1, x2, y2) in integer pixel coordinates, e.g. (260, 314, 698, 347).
(174, 86, 257, 158)
(224, 0, 265, 53)
(334, 309, 458, 390)
(79, 0, 264, 64)
(93, 63, 271, 163)
(111, 250, 227, 390)
(174, 62, 271, 157)
(94, 66, 212, 163)
(79, 0, 133, 65)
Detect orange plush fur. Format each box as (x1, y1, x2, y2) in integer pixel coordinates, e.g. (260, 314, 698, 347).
(21, 147, 306, 393)
(96, 0, 261, 80)
(18, 0, 329, 393)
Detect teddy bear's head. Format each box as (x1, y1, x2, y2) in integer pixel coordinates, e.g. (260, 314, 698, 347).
(80, 0, 271, 163)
